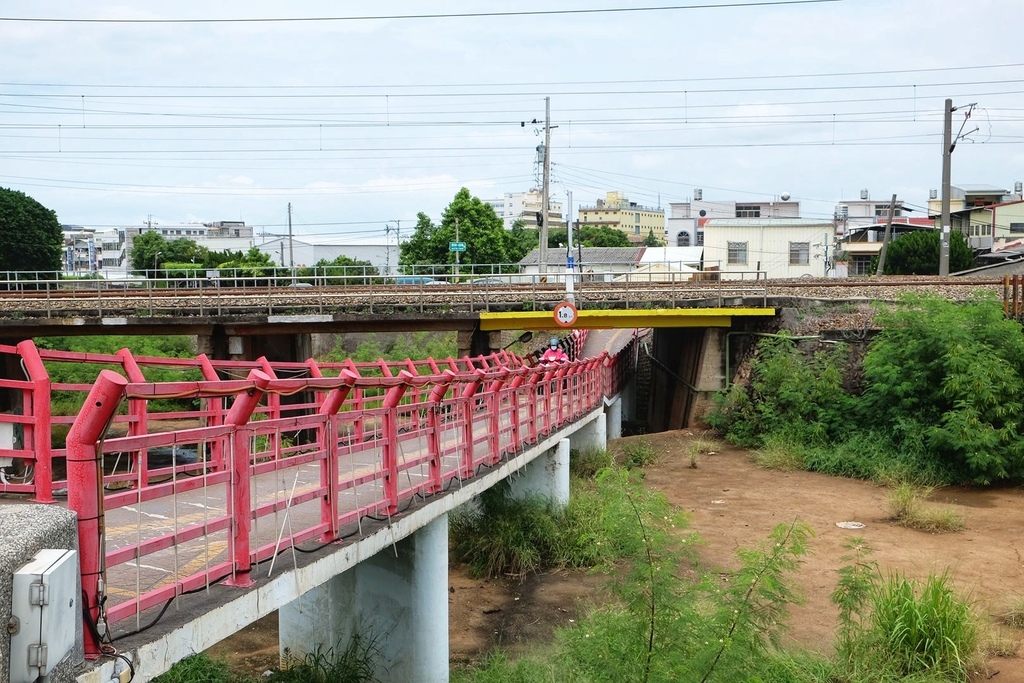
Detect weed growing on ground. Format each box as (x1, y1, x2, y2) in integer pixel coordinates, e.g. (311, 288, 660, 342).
(997, 593, 1024, 629)
(152, 654, 238, 683)
(277, 634, 382, 683)
(569, 446, 613, 478)
(685, 432, 721, 468)
(621, 439, 658, 469)
(887, 483, 966, 532)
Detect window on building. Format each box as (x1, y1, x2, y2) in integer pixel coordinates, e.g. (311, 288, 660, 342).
(677, 231, 691, 247)
(875, 204, 903, 217)
(634, 225, 640, 235)
(851, 255, 873, 276)
(696, 231, 704, 246)
(727, 241, 748, 265)
(735, 204, 761, 218)
(789, 242, 810, 266)
(1010, 223, 1024, 234)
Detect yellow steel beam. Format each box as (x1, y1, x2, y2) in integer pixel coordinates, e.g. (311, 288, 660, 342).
(478, 307, 775, 331)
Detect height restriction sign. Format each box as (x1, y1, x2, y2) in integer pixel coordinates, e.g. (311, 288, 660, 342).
(553, 301, 578, 327)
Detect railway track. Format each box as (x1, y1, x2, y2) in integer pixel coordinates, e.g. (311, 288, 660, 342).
(0, 275, 1009, 320)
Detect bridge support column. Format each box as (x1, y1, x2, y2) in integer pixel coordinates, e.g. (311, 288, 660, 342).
(606, 397, 622, 440)
(508, 438, 570, 509)
(569, 412, 607, 454)
(279, 514, 449, 683)
(689, 328, 726, 425)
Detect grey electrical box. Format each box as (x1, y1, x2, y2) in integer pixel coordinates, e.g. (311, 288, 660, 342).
(9, 549, 79, 683)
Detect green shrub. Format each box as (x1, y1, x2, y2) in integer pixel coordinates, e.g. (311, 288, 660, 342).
(860, 294, 1024, 485)
(709, 334, 852, 448)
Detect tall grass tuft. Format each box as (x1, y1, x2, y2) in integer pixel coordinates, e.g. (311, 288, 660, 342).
(752, 433, 807, 471)
(997, 592, 1024, 629)
(277, 634, 381, 683)
(887, 483, 965, 533)
(869, 571, 977, 681)
(569, 447, 613, 479)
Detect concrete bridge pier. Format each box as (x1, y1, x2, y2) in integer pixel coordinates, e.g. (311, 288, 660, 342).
(278, 515, 449, 683)
(508, 438, 571, 509)
(568, 411, 607, 454)
(605, 397, 623, 440)
(456, 328, 502, 360)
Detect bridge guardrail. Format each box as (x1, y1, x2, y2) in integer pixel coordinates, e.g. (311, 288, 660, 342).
(0, 330, 633, 657)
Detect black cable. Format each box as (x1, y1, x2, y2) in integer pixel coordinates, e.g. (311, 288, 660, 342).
(0, 1, 841, 24)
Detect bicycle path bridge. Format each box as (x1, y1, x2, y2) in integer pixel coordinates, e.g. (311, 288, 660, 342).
(0, 334, 641, 683)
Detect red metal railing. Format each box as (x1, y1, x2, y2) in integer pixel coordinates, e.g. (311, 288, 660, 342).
(0, 330, 633, 657)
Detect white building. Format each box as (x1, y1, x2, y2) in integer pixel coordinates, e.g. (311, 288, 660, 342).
(702, 218, 836, 279)
(484, 190, 565, 231)
(62, 226, 127, 276)
(668, 191, 800, 247)
(256, 234, 400, 275)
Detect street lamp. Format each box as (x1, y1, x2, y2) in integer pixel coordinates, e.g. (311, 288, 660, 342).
(153, 251, 162, 278)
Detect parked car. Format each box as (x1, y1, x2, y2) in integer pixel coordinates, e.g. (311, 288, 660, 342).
(395, 276, 445, 286)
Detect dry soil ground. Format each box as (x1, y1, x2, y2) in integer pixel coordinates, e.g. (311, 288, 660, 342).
(211, 431, 1024, 681)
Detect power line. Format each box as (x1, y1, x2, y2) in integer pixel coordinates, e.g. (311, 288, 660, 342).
(5, 62, 1019, 90)
(0, 1, 841, 24)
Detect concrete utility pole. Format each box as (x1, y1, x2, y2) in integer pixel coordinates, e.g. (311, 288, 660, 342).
(565, 190, 575, 304)
(939, 98, 953, 277)
(539, 96, 551, 275)
(287, 202, 295, 274)
(875, 194, 898, 276)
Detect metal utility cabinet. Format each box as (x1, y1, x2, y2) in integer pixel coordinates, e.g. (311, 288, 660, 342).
(9, 549, 78, 683)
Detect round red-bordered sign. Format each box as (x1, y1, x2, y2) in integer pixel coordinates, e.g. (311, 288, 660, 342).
(553, 301, 578, 327)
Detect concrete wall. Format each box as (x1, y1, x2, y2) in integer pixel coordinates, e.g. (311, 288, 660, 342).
(0, 505, 83, 683)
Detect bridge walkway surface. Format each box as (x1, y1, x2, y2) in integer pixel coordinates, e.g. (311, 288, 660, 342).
(0, 328, 631, 682)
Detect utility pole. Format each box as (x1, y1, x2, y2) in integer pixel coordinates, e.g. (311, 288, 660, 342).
(565, 190, 575, 304)
(454, 216, 460, 282)
(540, 96, 551, 275)
(939, 98, 953, 277)
(875, 194, 898, 276)
(287, 202, 295, 275)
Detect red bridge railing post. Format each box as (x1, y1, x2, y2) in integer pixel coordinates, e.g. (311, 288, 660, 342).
(66, 369, 127, 658)
(223, 369, 271, 588)
(16, 340, 54, 503)
(459, 370, 486, 478)
(381, 372, 413, 514)
(317, 369, 358, 542)
(426, 370, 456, 494)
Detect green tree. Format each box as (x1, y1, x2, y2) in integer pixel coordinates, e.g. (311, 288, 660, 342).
(399, 188, 518, 273)
(506, 220, 538, 263)
(548, 225, 631, 248)
(301, 254, 379, 285)
(881, 229, 974, 275)
(0, 187, 63, 273)
(130, 231, 168, 276)
(642, 227, 663, 247)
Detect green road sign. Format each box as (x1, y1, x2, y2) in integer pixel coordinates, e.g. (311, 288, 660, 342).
(449, 241, 467, 252)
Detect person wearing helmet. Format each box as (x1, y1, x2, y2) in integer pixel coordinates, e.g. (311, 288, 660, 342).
(540, 337, 569, 364)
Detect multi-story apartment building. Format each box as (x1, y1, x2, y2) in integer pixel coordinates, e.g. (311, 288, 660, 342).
(578, 191, 665, 244)
(925, 184, 1024, 250)
(484, 190, 564, 231)
(668, 190, 800, 247)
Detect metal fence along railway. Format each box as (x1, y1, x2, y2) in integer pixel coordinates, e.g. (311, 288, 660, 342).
(0, 329, 632, 659)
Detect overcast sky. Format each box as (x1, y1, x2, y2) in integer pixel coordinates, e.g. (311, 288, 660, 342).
(1, 1, 1021, 242)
